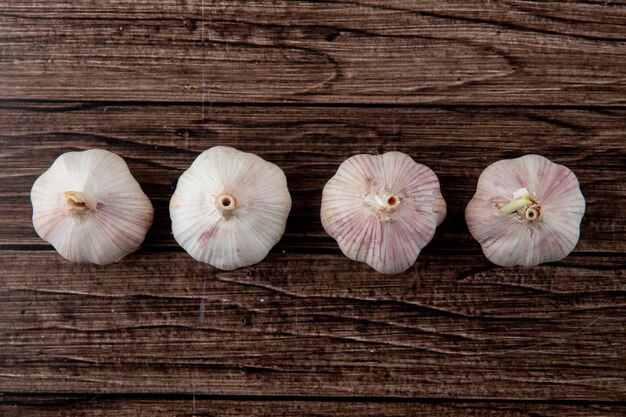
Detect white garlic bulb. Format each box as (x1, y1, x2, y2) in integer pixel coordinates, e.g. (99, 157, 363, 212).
(465, 154, 585, 267)
(321, 151, 447, 274)
(170, 146, 291, 270)
(31, 149, 154, 265)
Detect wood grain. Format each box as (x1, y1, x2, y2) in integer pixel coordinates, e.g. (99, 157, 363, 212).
(1, 104, 625, 252)
(1, 0, 626, 104)
(2, 251, 624, 398)
(2, 395, 626, 417)
(2, 0, 625, 411)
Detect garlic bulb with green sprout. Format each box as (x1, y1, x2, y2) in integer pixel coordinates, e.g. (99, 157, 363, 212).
(31, 149, 154, 265)
(321, 151, 446, 274)
(465, 154, 585, 267)
(170, 146, 291, 270)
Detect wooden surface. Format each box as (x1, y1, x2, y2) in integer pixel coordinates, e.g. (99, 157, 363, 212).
(1, 1, 625, 416)
(2, 0, 626, 105)
(2, 396, 626, 417)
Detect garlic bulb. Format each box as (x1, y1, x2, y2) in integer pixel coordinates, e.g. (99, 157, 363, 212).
(170, 146, 291, 270)
(465, 154, 585, 267)
(321, 151, 446, 274)
(31, 149, 154, 265)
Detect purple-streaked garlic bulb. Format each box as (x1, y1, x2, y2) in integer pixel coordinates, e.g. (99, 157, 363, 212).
(321, 151, 446, 274)
(465, 154, 585, 267)
(31, 149, 154, 265)
(170, 146, 291, 270)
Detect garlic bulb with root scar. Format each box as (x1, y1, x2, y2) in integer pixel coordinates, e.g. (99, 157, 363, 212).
(170, 146, 291, 270)
(465, 154, 585, 267)
(31, 149, 154, 265)
(321, 151, 447, 274)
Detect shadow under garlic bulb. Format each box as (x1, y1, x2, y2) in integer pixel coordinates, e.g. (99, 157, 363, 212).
(321, 151, 447, 274)
(31, 149, 154, 265)
(465, 154, 585, 267)
(170, 146, 292, 270)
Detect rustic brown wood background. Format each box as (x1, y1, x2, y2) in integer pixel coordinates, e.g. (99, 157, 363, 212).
(1, 1, 625, 415)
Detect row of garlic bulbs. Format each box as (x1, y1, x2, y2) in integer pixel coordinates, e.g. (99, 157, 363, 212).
(31, 147, 585, 273)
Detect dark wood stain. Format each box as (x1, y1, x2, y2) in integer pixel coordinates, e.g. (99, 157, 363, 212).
(1, 1, 626, 104)
(2, 396, 626, 417)
(1, 0, 625, 414)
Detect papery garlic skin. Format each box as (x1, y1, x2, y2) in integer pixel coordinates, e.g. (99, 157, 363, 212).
(170, 146, 291, 270)
(31, 149, 154, 265)
(465, 154, 585, 267)
(321, 151, 447, 274)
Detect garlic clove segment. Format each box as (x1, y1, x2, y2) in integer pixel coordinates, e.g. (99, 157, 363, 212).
(170, 146, 291, 270)
(465, 154, 585, 267)
(31, 149, 154, 265)
(321, 151, 447, 274)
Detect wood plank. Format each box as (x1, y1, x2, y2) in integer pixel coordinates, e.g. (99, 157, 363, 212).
(1, 251, 624, 398)
(1, 104, 624, 252)
(2, 396, 626, 417)
(1, 0, 626, 104)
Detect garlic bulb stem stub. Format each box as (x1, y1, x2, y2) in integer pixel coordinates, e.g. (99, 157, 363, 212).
(63, 191, 90, 213)
(216, 193, 237, 212)
(376, 192, 400, 210)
